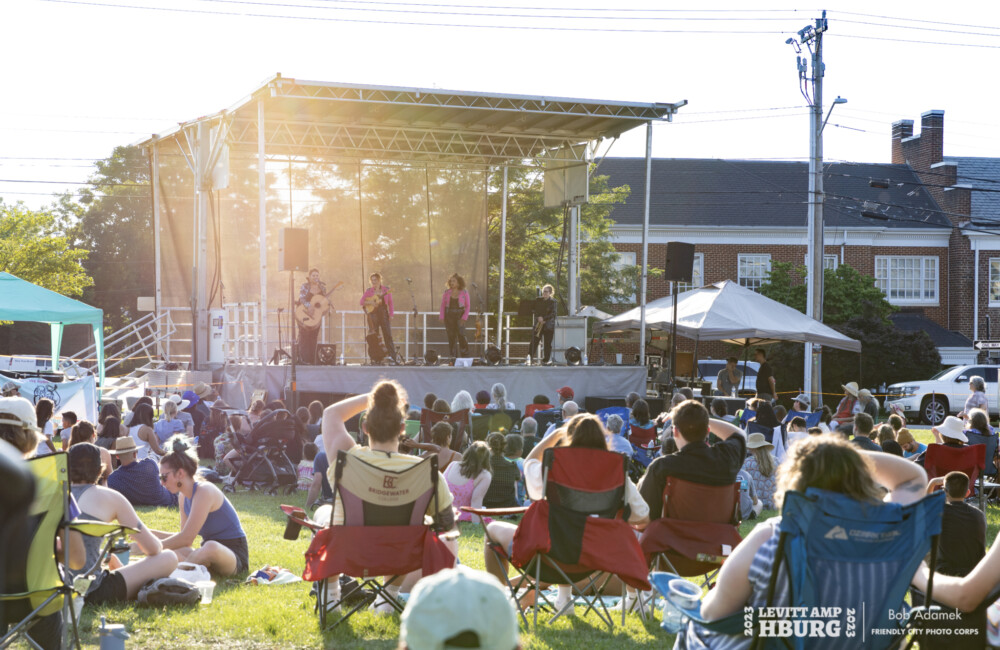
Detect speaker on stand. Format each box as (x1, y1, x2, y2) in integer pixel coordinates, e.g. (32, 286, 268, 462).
(664, 242, 695, 393)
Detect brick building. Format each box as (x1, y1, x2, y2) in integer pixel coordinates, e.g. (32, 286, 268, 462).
(598, 111, 997, 366)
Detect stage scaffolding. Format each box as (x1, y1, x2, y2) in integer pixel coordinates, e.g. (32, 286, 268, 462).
(139, 76, 684, 368)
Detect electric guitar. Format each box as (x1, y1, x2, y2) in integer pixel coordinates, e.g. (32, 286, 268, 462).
(294, 281, 343, 330)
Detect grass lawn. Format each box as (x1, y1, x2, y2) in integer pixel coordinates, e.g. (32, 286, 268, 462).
(71, 430, 998, 648)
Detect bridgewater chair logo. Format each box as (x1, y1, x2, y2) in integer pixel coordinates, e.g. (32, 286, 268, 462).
(745, 606, 855, 639)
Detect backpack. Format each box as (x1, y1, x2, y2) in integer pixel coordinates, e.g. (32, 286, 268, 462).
(137, 577, 200, 606)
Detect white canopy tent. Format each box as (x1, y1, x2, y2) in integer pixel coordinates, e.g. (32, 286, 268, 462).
(595, 280, 861, 353)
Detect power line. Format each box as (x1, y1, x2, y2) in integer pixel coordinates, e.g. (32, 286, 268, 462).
(33, 0, 796, 33)
(837, 18, 1000, 39)
(837, 32, 1000, 49)
(837, 10, 1000, 32)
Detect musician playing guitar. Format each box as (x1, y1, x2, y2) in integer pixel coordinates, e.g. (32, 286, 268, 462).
(360, 272, 397, 362)
(531, 283, 557, 364)
(295, 269, 327, 364)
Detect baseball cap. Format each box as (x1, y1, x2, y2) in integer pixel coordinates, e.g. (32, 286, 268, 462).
(556, 386, 574, 400)
(0, 397, 41, 432)
(793, 393, 811, 409)
(400, 566, 519, 650)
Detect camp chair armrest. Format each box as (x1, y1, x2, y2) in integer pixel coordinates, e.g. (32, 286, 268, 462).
(460, 506, 529, 517)
(68, 520, 136, 537)
(281, 504, 323, 531)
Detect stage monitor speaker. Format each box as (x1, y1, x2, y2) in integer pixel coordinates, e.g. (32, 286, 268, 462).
(279, 228, 309, 272)
(316, 344, 337, 366)
(665, 241, 695, 282)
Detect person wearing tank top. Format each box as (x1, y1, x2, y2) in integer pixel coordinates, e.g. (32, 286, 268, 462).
(66, 444, 177, 606)
(151, 437, 249, 576)
(127, 403, 166, 461)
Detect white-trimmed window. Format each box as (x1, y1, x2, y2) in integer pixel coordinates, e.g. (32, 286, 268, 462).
(677, 253, 705, 292)
(611, 251, 637, 303)
(990, 259, 1000, 307)
(874, 256, 939, 305)
(738, 254, 771, 291)
(802, 254, 839, 271)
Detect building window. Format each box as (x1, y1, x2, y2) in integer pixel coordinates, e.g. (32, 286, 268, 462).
(611, 251, 637, 303)
(738, 254, 771, 291)
(874, 256, 938, 305)
(677, 253, 704, 292)
(802, 254, 839, 271)
(991, 259, 1000, 307)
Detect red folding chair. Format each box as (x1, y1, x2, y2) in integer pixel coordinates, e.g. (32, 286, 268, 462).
(523, 403, 552, 418)
(924, 443, 987, 510)
(466, 446, 651, 629)
(639, 476, 743, 580)
(628, 422, 658, 448)
(281, 450, 455, 629)
(419, 408, 469, 451)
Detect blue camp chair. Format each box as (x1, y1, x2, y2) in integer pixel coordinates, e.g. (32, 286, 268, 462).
(595, 406, 631, 427)
(651, 488, 946, 650)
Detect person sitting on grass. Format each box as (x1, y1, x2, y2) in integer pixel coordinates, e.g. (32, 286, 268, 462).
(503, 433, 526, 505)
(154, 400, 186, 445)
(850, 413, 881, 452)
(149, 436, 249, 576)
(107, 436, 177, 507)
(474, 390, 491, 410)
(483, 414, 649, 616)
(318, 381, 458, 614)
(786, 416, 808, 447)
(400, 421, 462, 471)
(68, 420, 113, 484)
(297, 442, 318, 492)
(896, 428, 927, 459)
(444, 441, 492, 524)
(66, 443, 178, 606)
(604, 413, 635, 457)
(483, 432, 519, 509)
(966, 408, 993, 437)
(679, 435, 928, 649)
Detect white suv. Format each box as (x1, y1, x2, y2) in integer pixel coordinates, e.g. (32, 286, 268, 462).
(885, 365, 998, 425)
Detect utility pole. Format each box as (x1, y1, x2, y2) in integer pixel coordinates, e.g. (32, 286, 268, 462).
(793, 11, 829, 411)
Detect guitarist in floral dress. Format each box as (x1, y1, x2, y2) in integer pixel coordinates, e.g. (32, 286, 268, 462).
(360, 272, 398, 362)
(297, 268, 327, 364)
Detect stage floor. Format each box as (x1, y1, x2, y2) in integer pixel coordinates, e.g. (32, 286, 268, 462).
(220, 363, 647, 412)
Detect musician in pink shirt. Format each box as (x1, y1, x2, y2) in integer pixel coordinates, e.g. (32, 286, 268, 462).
(439, 273, 471, 357)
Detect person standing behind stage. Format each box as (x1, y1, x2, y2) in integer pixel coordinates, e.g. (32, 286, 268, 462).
(360, 272, 397, 361)
(531, 284, 557, 363)
(439, 273, 471, 358)
(298, 268, 327, 365)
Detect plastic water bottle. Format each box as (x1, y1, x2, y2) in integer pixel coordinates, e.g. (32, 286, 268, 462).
(661, 598, 687, 634)
(526, 354, 531, 366)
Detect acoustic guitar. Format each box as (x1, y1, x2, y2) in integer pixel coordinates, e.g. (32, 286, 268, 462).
(363, 290, 385, 314)
(294, 281, 343, 330)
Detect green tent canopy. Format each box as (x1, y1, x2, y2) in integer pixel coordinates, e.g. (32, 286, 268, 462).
(0, 272, 104, 384)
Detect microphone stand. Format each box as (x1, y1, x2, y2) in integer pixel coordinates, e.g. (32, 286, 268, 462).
(406, 278, 422, 365)
(471, 283, 487, 355)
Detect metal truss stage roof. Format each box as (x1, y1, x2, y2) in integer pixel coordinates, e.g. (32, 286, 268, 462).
(141, 75, 684, 165)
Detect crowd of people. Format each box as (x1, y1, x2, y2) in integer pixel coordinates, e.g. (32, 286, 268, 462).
(5, 365, 1000, 650)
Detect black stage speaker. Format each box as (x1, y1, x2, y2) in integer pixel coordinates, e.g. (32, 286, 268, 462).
(665, 241, 696, 282)
(279, 228, 309, 272)
(316, 344, 337, 366)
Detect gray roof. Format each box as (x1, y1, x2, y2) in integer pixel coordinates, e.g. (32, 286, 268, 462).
(890, 313, 973, 348)
(595, 158, 950, 229)
(944, 156, 1000, 225)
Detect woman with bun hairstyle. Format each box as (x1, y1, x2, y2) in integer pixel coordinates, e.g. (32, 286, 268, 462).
(149, 436, 249, 576)
(319, 379, 457, 613)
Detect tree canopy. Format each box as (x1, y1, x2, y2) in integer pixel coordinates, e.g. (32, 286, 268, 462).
(758, 261, 895, 325)
(0, 200, 92, 296)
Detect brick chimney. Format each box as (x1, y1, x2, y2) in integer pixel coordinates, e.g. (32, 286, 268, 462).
(891, 119, 913, 164)
(920, 110, 945, 168)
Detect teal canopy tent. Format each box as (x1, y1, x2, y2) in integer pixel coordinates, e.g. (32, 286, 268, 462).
(0, 273, 105, 384)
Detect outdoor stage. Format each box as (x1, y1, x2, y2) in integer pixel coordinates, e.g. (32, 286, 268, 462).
(220, 363, 647, 412)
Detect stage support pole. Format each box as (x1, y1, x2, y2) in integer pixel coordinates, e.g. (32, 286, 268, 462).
(257, 99, 269, 364)
(568, 205, 578, 316)
(497, 166, 507, 347)
(151, 143, 163, 359)
(639, 121, 652, 363)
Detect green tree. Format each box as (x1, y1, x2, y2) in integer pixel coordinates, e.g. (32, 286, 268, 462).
(0, 200, 92, 295)
(758, 261, 939, 408)
(486, 167, 636, 315)
(758, 261, 894, 325)
(54, 145, 153, 331)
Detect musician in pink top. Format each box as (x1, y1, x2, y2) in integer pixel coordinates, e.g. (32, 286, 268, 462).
(360, 272, 397, 361)
(438, 273, 471, 357)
